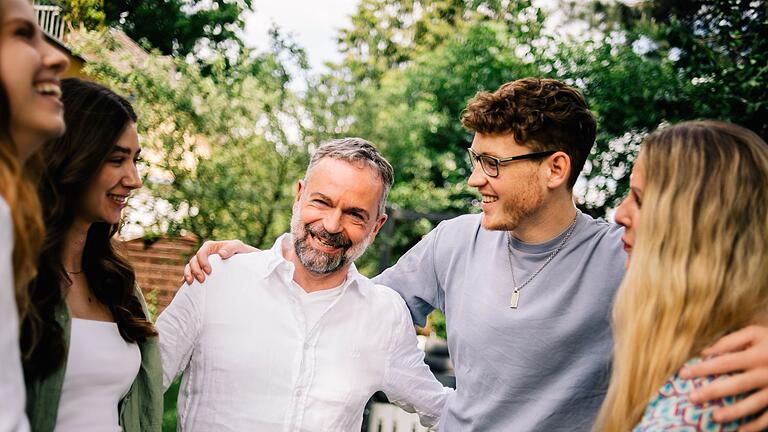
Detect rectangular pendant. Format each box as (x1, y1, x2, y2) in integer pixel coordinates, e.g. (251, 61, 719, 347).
(510, 290, 520, 309)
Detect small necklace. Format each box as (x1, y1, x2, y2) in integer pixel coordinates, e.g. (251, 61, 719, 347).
(507, 213, 578, 309)
(65, 271, 94, 303)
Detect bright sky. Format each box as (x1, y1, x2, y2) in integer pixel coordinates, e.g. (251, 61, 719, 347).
(242, 0, 361, 72)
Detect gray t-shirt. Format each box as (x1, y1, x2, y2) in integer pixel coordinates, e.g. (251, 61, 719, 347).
(374, 211, 625, 431)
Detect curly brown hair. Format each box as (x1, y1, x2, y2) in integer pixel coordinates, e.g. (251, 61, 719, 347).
(461, 77, 596, 188)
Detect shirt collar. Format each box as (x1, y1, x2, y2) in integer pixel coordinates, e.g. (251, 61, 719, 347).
(264, 233, 366, 293)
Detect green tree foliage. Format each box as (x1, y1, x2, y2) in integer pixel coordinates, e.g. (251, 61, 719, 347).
(72, 30, 311, 249)
(556, 0, 767, 213)
(554, 31, 689, 213)
(316, 0, 542, 144)
(108, 0, 252, 57)
(654, 0, 766, 138)
(61, 0, 253, 57)
(62, 0, 105, 30)
(337, 0, 541, 83)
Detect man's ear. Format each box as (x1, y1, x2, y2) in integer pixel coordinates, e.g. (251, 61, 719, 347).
(295, 180, 305, 204)
(545, 152, 571, 190)
(370, 213, 389, 240)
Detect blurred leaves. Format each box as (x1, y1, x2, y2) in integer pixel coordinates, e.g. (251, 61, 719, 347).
(60, 0, 253, 59)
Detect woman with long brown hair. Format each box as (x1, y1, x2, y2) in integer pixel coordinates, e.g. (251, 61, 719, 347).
(0, 0, 68, 429)
(597, 120, 768, 431)
(21, 78, 162, 432)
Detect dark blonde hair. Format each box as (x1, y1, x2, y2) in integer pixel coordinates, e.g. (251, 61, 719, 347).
(461, 77, 596, 188)
(597, 120, 768, 431)
(0, 2, 46, 321)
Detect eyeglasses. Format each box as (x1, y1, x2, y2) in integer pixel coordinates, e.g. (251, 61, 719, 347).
(466, 148, 557, 178)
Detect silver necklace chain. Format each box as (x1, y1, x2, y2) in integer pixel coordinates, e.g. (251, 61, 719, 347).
(507, 213, 578, 309)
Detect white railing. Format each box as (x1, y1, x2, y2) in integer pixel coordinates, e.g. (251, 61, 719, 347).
(33, 3, 66, 42)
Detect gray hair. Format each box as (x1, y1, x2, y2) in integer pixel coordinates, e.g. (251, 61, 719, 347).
(304, 137, 394, 216)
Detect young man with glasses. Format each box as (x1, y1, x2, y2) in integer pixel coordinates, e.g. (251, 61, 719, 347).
(183, 78, 768, 431)
(371, 78, 622, 430)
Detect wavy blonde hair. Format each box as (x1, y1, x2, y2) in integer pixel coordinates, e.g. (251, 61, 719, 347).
(0, 148, 44, 319)
(0, 2, 45, 321)
(596, 120, 768, 431)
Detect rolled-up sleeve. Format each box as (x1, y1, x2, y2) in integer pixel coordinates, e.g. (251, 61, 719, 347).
(156, 281, 205, 390)
(382, 292, 452, 429)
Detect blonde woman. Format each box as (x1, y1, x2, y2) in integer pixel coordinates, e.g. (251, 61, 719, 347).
(598, 120, 768, 431)
(1, 0, 68, 429)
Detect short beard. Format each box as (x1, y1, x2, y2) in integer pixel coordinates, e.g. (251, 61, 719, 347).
(290, 209, 375, 275)
(481, 180, 544, 232)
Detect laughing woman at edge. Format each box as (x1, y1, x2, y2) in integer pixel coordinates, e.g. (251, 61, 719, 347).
(596, 120, 768, 431)
(0, 0, 68, 429)
(20, 78, 162, 432)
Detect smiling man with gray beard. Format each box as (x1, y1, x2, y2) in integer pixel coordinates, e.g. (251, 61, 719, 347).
(290, 207, 374, 276)
(156, 138, 452, 431)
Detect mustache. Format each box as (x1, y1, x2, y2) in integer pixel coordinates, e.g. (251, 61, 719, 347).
(306, 224, 352, 249)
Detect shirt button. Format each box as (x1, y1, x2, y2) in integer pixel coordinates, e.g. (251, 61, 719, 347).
(304, 342, 310, 350)
(295, 389, 302, 397)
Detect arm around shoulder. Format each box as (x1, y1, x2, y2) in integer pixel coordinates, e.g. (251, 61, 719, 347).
(374, 221, 452, 327)
(381, 291, 452, 428)
(682, 325, 768, 430)
(634, 382, 748, 432)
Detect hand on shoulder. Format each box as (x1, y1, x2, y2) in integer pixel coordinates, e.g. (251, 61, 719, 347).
(183, 239, 258, 285)
(681, 325, 768, 431)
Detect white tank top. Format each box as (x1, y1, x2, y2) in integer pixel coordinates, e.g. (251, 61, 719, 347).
(54, 318, 141, 432)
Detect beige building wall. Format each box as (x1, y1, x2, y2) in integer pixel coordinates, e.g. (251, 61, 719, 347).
(45, 35, 89, 79)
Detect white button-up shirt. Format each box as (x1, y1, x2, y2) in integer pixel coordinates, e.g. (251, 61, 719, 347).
(157, 234, 451, 431)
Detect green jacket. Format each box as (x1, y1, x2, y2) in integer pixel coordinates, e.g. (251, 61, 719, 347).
(25, 286, 163, 432)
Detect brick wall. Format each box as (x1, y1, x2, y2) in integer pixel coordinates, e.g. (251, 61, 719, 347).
(118, 235, 199, 315)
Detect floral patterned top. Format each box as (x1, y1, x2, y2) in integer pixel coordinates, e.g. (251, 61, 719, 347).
(634, 357, 752, 431)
